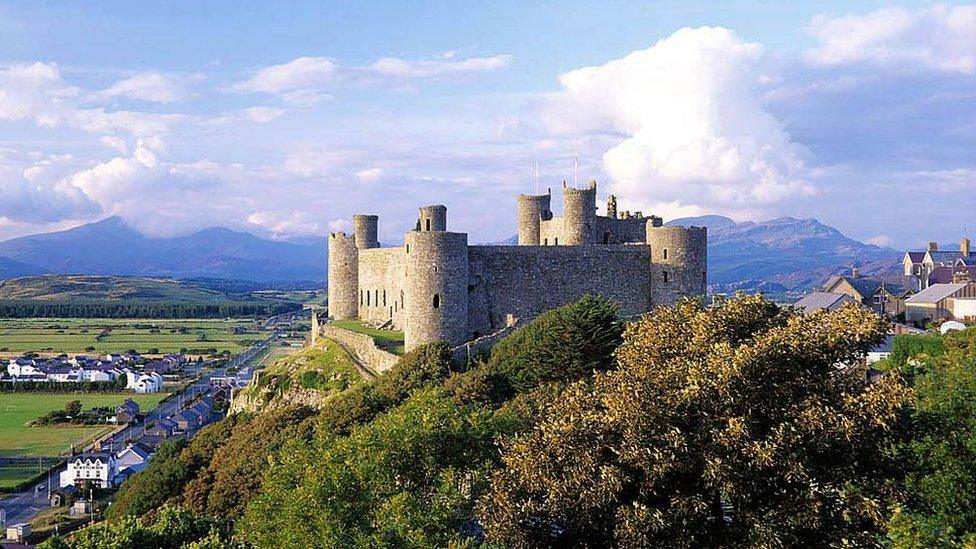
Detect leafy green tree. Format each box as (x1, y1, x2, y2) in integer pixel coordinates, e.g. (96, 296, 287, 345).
(887, 328, 976, 546)
(481, 296, 911, 548)
(446, 294, 622, 407)
(240, 388, 498, 548)
(65, 399, 82, 417)
(40, 505, 231, 549)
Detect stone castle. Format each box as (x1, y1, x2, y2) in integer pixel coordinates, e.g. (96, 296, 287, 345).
(327, 181, 707, 352)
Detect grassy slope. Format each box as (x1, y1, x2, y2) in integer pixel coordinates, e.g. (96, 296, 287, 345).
(0, 393, 168, 458)
(330, 319, 405, 355)
(0, 275, 228, 301)
(0, 318, 269, 355)
(237, 339, 364, 409)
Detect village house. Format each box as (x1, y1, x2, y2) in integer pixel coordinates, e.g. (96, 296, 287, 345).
(820, 268, 913, 316)
(114, 399, 140, 424)
(792, 292, 858, 314)
(905, 282, 976, 325)
(904, 238, 976, 291)
(59, 452, 119, 489)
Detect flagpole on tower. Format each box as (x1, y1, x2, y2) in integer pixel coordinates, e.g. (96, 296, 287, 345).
(574, 153, 579, 188)
(535, 161, 540, 195)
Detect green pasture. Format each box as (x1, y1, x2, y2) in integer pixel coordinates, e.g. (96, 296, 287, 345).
(0, 392, 168, 458)
(0, 318, 270, 355)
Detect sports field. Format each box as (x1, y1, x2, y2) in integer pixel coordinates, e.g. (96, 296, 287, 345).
(0, 318, 270, 356)
(0, 393, 168, 458)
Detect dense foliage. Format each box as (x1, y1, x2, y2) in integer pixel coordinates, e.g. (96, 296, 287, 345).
(481, 297, 910, 547)
(58, 295, 976, 548)
(39, 505, 238, 549)
(0, 299, 300, 319)
(890, 333, 947, 369)
(887, 327, 976, 546)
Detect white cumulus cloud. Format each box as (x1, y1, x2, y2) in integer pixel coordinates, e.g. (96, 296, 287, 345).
(805, 4, 976, 74)
(541, 26, 812, 219)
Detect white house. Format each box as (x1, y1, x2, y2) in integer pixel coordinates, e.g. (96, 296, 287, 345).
(59, 452, 118, 489)
(123, 369, 164, 393)
(906, 282, 976, 325)
(79, 367, 117, 382)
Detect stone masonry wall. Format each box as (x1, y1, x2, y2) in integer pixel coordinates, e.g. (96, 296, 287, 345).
(466, 244, 653, 336)
(321, 324, 399, 374)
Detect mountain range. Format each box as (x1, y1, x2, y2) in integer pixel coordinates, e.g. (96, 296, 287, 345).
(0, 215, 904, 293)
(0, 217, 326, 283)
(666, 215, 903, 293)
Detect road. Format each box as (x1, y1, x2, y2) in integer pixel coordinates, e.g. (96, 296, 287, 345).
(0, 329, 282, 534)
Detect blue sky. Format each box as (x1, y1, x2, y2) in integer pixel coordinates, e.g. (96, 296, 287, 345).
(0, 1, 972, 249)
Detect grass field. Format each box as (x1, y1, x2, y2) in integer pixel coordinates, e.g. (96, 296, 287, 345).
(0, 393, 169, 458)
(0, 318, 270, 356)
(330, 319, 405, 355)
(0, 458, 62, 490)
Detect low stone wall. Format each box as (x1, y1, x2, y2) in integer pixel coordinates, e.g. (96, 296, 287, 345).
(451, 320, 523, 364)
(321, 324, 400, 374)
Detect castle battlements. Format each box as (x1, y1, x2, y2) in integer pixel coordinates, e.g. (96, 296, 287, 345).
(327, 181, 707, 352)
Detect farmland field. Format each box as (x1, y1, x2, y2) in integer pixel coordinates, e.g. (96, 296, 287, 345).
(0, 393, 169, 459)
(0, 318, 271, 356)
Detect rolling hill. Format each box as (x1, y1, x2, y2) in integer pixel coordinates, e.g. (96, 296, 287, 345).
(0, 275, 231, 301)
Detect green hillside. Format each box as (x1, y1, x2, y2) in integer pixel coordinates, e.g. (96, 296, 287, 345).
(0, 275, 227, 301)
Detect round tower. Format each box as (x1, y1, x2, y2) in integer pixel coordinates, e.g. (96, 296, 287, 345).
(417, 204, 448, 232)
(353, 214, 379, 249)
(562, 181, 597, 245)
(327, 232, 359, 320)
(404, 231, 469, 351)
(517, 193, 551, 245)
(646, 223, 708, 306)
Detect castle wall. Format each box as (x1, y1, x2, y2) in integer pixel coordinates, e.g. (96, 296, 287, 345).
(353, 214, 379, 249)
(646, 225, 708, 306)
(418, 205, 447, 232)
(357, 247, 407, 327)
(404, 231, 469, 351)
(517, 194, 551, 245)
(327, 233, 358, 320)
(561, 184, 597, 245)
(467, 245, 654, 334)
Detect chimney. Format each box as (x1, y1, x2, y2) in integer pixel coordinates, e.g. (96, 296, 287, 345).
(851, 266, 860, 279)
(963, 237, 971, 257)
(928, 241, 939, 252)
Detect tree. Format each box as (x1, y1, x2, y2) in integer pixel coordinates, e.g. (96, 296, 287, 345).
(65, 400, 82, 417)
(887, 327, 976, 546)
(240, 388, 499, 548)
(481, 296, 912, 548)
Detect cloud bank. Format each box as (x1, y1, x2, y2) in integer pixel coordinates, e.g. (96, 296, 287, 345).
(541, 26, 812, 219)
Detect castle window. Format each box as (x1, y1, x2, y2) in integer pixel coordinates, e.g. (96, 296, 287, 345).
(406, 244, 410, 253)
(554, 238, 558, 245)
(703, 272, 707, 285)
(366, 291, 371, 306)
(425, 219, 431, 231)
(375, 289, 379, 306)
(603, 232, 611, 244)
(383, 290, 387, 306)
(663, 271, 669, 283)
(433, 293, 441, 309)
(544, 238, 548, 245)
(663, 248, 668, 260)
(401, 290, 405, 307)
(360, 290, 363, 305)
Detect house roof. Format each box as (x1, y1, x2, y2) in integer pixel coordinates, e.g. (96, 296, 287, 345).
(928, 250, 971, 265)
(117, 443, 151, 460)
(906, 283, 970, 304)
(73, 452, 113, 463)
(906, 252, 926, 263)
(793, 292, 857, 314)
(823, 275, 882, 299)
